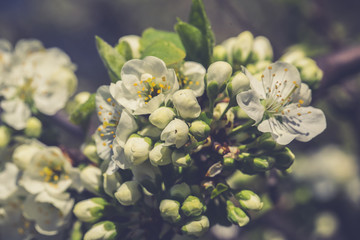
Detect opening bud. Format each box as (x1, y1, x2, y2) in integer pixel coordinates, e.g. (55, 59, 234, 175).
(80, 165, 102, 195)
(73, 198, 109, 223)
(24, 117, 42, 138)
(159, 199, 181, 223)
(84, 221, 118, 240)
(226, 201, 250, 227)
(161, 119, 189, 148)
(103, 172, 122, 197)
(189, 120, 210, 141)
(233, 31, 254, 65)
(235, 190, 263, 211)
(83, 143, 100, 165)
(172, 150, 193, 168)
(124, 135, 152, 166)
(181, 195, 206, 217)
(114, 181, 142, 206)
(181, 215, 210, 237)
(173, 90, 201, 119)
(149, 143, 172, 166)
(206, 61, 233, 95)
(149, 107, 176, 129)
(251, 36, 273, 62)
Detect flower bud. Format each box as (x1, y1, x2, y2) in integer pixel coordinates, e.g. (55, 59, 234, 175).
(80, 165, 102, 194)
(12, 142, 43, 170)
(252, 36, 273, 62)
(226, 201, 249, 227)
(181, 195, 206, 217)
(83, 143, 101, 165)
(84, 221, 118, 240)
(73, 198, 109, 223)
(74, 91, 91, 105)
(235, 190, 263, 211)
(213, 45, 227, 61)
(0, 125, 11, 148)
(252, 157, 275, 171)
(24, 117, 42, 138)
(170, 183, 191, 200)
(296, 58, 323, 88)
(149, 143, 172, 166)
(227, 72, 250, 107)
(233, 31, 254, 64)
(189, 120, 210, 141)
(280, 49, 306, 64)
(256, 133, 284, 151)
(161, 119, 189, 148)
(137, 124, 162, 138)
(181, 215, 210, 237)
(159, 199, 181, 223)
(149, 107, 175, 129)
(171, 150, 193, 167)
(124, 135, 152, 165)
(206, 61, 232, 91)
(103, 172, 122, 197)
(114, 181, 142, 206)
(273, 147, 295, 170)
(173, 90, 201, 119)
(118, 35, 141, 59)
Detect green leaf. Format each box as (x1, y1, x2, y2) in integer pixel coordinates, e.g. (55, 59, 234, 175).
(142, 40, 186, 66)
(70, 94, 96, 125)
(115, 40, 132, 61)
(141, 28, 185, 51)
(188, 0, 215, 67)
(210, 183, 229, 199)
(95, 36, 125, 83)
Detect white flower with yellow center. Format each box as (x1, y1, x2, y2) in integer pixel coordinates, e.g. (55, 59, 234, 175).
(0, 40, 77, 130)
(177, 61, 205, 97)
(94, 85, 139, 173)
(110, 56, 179, 115)
(19, 147, 82, 196)
(237, 62, 326, 145)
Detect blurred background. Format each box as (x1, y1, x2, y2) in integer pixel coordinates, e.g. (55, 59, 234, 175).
(1, 0, 360, 239)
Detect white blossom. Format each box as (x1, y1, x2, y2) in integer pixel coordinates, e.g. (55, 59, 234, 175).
(110, 56, 179, 115)
(237, 62, 326, 145)
(178, 61, 205, 97)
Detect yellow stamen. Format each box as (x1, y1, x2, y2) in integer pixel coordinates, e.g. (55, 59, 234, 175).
(107, 98, 111, 102)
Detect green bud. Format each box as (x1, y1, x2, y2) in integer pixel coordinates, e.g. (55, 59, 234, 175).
(83, 143, 100, 165)
(84, 221, 118, 240)
(226, 201, 250, 227)
(138, 124, 162, 138)
(73, 198, 109, 223)
(74, 91, 91, 105)
(257, 133, 284, 151)
(149, 143, 172, 166)
(103, 172, 122, 197)
(252, 157, 275, 171)
(159, 199, 181, 223)
(233, 31, 254, 64)
(24, 117, 42, 138)
(0, 126, 11, 148)
(252, 36, 273, 62)
(114, 181, 142, 206)
(80, 165, 102, 194)
(280, 49, 306, 64)
(273, 147, 295, 170)
(181, 215, 210, 237)
(235, 190, 263, 211)
(226, 170, 258, 190)
(149, 107, 176, 129)
(207, 61, 233, 92)
(171, 150, 193, 168)
(189, 120, 210, 141)
(223, 157, 235, 166)
(181, 195, 206, 217)
(296, 58, 323, 88)
(170, 183, 191, 200)
(213, 45, 227, 61)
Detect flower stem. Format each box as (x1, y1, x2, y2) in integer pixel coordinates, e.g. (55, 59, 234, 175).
(218, 103, 232, 120)
(228, 120, 255, 137)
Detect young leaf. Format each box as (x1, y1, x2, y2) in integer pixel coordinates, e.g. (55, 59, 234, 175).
(115, 40, 132, 61)
(188, 0, 215, 67)
(210, 183, 229, 199)
(95, 36, 125, 83)
(174, 20, 205, 65)
(142, 40, 186, 66)
(141, 28, 185, 51)
(70, 94, 96, 125)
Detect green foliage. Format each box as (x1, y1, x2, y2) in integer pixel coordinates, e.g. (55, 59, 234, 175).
(175, 0, 215, 67)
(70, 94, 96, 125)
(115, 40, 132, 61)
(95, 36, 125, 83)
(141, 40, 186, 66)
(141, 28, 184, 51)
(211, 183, 229, 199)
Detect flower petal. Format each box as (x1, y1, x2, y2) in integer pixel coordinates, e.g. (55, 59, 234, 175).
(257, 118, 296, 145)
(292, 83, 312, 106)
(1, 99, 31, 130)
(182, 61, 205, 97)
(242, 66, 266, 98)
(236, 90, 265, 124)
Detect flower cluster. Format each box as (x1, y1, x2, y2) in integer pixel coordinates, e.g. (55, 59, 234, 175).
(0, 39, 77, 130)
